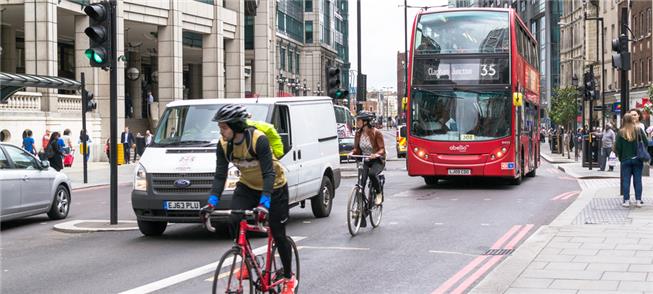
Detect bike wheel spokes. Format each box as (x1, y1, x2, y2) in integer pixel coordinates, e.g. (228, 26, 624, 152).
(347, 187, 363, 236)
(212, 248, 253, 294)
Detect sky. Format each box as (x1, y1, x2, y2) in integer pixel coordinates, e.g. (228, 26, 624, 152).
(348, 0, 449, 91)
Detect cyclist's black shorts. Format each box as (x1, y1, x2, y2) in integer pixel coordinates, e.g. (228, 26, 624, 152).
(232, 182, 289, 224)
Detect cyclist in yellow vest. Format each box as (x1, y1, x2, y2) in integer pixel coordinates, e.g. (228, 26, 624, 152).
(208, 104, 297, 294)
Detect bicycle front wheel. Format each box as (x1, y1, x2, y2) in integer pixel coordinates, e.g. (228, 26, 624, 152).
(212, 248, 253, 294)
(271, 236, 301, 293)
(347, 187, 363, 236)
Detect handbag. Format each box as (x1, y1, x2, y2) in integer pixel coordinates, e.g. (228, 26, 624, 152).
(636, 129, 651, 162)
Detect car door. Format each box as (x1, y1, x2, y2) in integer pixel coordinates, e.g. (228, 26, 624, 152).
(4, 145, 53, 211)
(272, 104, 299, 202)
(0, 146, 23, 218)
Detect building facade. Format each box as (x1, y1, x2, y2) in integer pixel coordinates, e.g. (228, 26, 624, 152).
(0, 0, 349, 161)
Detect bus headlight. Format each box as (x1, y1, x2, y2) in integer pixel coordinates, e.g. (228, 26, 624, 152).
(224, 166, 240, 191)
(490, 147, 509, 160)
(413, 147, 429, 159)
(134, 164, 147, 191)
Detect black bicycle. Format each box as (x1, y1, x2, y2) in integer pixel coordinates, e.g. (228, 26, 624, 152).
(346, 155, 384, 236)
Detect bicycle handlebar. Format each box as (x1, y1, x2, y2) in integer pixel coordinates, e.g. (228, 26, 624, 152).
(201, 207, 262, 233)
(347, 154, 372, 158)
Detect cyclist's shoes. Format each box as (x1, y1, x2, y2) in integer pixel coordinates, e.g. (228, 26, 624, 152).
(281, 274, 297, 294)
(235, 263, 250, 280)
(374, 192, 383, 205)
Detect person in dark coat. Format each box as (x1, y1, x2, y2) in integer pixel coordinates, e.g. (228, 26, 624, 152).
(121, 126, 135, 163)
(47, 132, 64, 171)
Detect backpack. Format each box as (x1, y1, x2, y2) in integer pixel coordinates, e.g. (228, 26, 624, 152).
(246, 119, 284, 159)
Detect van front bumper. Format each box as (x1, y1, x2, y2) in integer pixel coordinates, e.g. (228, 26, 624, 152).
(131, 190, 235, 223)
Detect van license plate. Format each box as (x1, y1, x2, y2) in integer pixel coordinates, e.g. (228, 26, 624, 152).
(165, 201, 201, 210)
(448, 169, 471, 175)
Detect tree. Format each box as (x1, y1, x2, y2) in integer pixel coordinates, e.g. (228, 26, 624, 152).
(550, 87, 579, 130)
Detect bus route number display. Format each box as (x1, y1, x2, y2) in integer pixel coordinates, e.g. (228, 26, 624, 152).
(414, 58, 509, 85)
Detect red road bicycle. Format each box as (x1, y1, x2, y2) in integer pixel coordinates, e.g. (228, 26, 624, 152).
(202, 208, 300, 294)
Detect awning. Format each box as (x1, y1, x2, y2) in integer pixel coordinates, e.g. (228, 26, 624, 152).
(1, 72, 82, 103)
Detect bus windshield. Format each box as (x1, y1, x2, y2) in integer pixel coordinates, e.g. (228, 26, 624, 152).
(153, 104, 269, 147)
(410, 88, 511, 141)
(414, 11, 509, 54)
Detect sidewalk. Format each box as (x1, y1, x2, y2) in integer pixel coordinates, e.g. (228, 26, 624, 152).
(62, 160, 136, 190)
(541, 142, 620, 179)
(472, 146, 653, 293)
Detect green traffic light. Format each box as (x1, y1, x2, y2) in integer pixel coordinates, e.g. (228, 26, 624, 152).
(85, 48, 106, 64)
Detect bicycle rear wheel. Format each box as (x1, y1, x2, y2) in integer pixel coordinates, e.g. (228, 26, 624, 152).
(212, 248, 253, 294)
(347, 187, 363, 236)
(270, 236, 301, 293)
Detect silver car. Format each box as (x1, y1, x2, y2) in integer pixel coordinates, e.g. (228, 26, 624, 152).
(0, 143, 72, 222)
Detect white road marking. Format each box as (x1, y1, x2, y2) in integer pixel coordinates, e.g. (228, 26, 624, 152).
(302, 221, 311, 224)
(428, 250, 478, 257)
(118, 236, 306, 294)
(297, 246, 369, 251)
(389, 222, 398, 225)
(451, 198, 459, 201)
(480, 223, 490, 226)
(434, 222, 444, 226)
(484, 198, 491, 201)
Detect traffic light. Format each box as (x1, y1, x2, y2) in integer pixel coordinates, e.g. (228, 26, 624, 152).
(82, 89, 97, 113)
(84, 2, 112, 68)
(611, 34, 630, 70)
(326, 66, 348, 99)
(584, 67, 597, 100)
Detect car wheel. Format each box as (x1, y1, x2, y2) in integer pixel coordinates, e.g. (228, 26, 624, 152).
(311, 176, 334, 218)
(47, 185, 70, 220)
(137, 220, 167, 236)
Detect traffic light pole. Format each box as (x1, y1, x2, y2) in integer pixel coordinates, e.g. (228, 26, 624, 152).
(109, 0, 118, 225)
(356, 0, 362, 113)
(588, 66, 593, 170)
(619, 6, 629, 196)
(81, 72, 88, 184)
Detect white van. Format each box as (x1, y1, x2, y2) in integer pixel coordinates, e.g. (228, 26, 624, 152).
(131, 97, 341, 236)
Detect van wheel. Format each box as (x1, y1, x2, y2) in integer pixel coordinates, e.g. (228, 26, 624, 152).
(137, 220, 167, 236)
(311, 176, 333, 218)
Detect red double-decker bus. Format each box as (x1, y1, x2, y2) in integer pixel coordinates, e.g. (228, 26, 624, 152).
(406, 8, 540, 185)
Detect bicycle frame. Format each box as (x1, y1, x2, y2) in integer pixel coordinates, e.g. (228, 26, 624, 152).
(236, 219, 286, 292)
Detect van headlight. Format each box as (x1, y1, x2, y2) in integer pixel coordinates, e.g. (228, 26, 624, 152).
(224, 166, 240, 191)
(134, 164, 147, 191)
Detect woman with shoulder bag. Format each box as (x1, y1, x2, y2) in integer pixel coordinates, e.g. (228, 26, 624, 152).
(615, 114, 648, 208)
(47, 132, 64, 171)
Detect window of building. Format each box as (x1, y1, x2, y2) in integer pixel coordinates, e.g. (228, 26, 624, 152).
(288, 49, 294, 73)
(278, 10, 285, 32)
(245, 16, 254, 50)
(305, 21, 313, 43)
(280, 47, 286, 70)
(305, 0, 313, 12)
(296, 52, 300, 74)
(648, 9, 651, 34)
(321, 0, 331, 45)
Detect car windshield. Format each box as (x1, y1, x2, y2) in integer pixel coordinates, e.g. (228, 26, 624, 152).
(410, 88, 511, 141)
(153, 104, 269, 147)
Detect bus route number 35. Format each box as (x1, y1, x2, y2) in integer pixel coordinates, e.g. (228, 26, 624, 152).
(480, 64, 496, 77)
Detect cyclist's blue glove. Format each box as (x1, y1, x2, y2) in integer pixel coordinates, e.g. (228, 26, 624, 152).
(258, 194, 271, 210)
(208, 194, 219, 207)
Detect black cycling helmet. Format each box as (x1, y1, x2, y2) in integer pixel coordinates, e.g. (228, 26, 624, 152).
(356, 111, 375, 122)
(212, 104, 248, 123)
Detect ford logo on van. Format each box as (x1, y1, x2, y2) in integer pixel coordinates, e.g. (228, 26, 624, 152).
(174, 179, 191, 188)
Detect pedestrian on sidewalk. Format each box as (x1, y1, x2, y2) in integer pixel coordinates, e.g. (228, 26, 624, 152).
(615, 113, 647, 208)
(62, 129, 74, 155)
(599, 123, 615, 171)
(145, 130, 153, 147)
(121, 126, 135, 164)
(46, 132, 64, 171)
(41, 128, 51, 152)
(22, 130, 37, 156)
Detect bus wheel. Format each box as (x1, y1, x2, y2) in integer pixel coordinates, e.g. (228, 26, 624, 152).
(424, 176, 439, 186)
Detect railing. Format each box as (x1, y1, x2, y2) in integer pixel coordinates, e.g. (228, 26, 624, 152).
(0, 92, 42, 112)
(57, 94, 82, 112)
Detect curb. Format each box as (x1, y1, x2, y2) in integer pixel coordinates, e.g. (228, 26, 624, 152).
(72, 181, 133, 191)
(470, 226, 559, 294)
(556, 165, 620, 179)
(53, 220, 139, 233)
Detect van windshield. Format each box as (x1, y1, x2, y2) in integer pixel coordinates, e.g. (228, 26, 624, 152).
(153, 104, 270, 147)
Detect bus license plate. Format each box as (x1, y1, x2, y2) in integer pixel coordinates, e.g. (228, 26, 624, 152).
(164, 201, 201, 210)
(448, 169, 471, 176)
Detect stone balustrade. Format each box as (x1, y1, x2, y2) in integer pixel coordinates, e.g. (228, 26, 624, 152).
(57, 94, 82, 112)
(0, 92, 42, 112)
